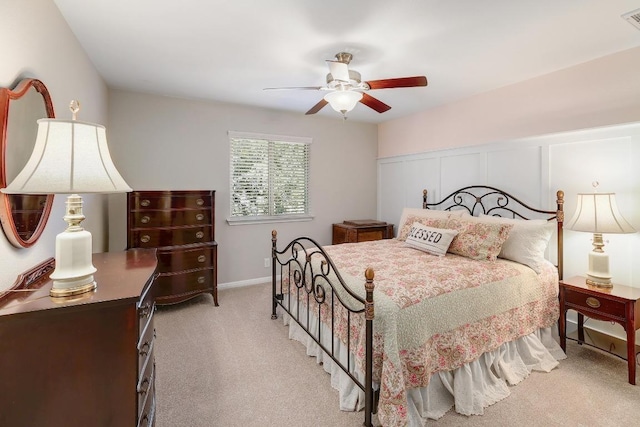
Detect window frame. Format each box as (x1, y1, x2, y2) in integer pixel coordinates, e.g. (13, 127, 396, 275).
(227, 131, 313, 225)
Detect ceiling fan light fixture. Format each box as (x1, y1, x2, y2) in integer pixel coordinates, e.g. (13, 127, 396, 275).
(324, 90, 363, 115)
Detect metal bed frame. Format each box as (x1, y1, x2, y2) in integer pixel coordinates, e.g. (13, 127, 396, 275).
(271, 186, 565, 426)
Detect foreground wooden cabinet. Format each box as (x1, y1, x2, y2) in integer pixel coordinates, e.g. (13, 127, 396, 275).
(0, 250, 158, 427)
(127, 190, 218, 306)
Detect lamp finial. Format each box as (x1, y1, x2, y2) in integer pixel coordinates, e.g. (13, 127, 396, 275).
(69, 100, 80, 120)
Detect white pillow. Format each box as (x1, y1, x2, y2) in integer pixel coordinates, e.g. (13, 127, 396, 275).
(404, 222, 458, 256)
(478, 215, 555, 273)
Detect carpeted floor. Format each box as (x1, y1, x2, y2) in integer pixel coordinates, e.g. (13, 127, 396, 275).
(153, 283, 640, 426)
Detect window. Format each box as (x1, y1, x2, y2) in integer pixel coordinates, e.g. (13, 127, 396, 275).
(228, 131, 311, 224)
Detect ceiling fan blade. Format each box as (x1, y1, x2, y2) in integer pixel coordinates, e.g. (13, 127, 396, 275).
(365, 76, 427, 90)
(359, 93, 391, 113)
(305, 99, 328, 115)
(326, 60, 350, 82)
(263, 86, 324, 91)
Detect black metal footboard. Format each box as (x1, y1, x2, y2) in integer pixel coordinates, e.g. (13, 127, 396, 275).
(270, 230, 375, 427)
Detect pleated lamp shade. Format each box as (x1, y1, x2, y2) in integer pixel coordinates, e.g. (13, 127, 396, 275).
(2, 118, 131, 195)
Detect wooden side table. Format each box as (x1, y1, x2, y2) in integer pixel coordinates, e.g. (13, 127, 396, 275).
(559, 275, 640, 385)
(332, 220, 394, 245)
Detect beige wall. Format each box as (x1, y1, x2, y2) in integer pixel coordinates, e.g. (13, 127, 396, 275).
(379, 46, 640, 158)
(106, 90, 378, 285)
(0, 0, 108, 291)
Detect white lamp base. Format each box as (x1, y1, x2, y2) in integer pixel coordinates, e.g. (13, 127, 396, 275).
(48, 194, 97, 297)
(585, 236, 612, 288)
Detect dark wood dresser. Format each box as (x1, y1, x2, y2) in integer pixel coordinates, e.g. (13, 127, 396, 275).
(332, 220, 394, 244)
(127, 190, 218, 306)
(0, 250, 158, 427)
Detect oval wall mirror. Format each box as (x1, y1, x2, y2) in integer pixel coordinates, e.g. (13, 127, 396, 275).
(0, 78, 55, 248)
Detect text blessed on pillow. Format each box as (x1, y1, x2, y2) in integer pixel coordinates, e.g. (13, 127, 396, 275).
(404, 222, 458, 256)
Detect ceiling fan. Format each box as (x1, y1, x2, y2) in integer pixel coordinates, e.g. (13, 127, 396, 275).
(264, 52, 428, 118)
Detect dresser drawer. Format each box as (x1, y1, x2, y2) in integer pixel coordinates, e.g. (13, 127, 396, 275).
(138, 295, 155, 336)
(137, 383, 156, 427)
(131, 225, 213, 248)
(156, 242, 216, 273)
(137, 357, 155, 420)
(138, 318, 155, 372)
(131, 192, 212, 210)
(130, 209, 212, 228)
(155, 268, 215, 303)
(563, 288, 626, 320)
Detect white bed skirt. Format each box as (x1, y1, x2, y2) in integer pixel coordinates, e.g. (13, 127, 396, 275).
(282, 309, 566, 427)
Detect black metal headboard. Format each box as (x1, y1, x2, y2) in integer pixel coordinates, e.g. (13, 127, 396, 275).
(423, 185, 565, 279)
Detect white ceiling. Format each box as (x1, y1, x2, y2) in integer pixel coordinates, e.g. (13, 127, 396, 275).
(52, 0, 640, 123)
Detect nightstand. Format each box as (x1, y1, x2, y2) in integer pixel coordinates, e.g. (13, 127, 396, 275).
(332, 220, 394, 245)
(559, 275, 640, 385)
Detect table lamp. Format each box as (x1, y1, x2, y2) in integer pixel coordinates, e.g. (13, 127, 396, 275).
(1, 101, 132, 297)
(565, 184, 636, 287)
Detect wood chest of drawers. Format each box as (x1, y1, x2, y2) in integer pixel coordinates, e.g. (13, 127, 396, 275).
(127, 190, 218, 306)
(0, 250, 158, 427)
(332, 220, 394, 245)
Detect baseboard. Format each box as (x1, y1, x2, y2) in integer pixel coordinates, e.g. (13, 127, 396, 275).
(218, 275, 280, 290)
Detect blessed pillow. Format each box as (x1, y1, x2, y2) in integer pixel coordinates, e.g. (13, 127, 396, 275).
(478, 215, 555, 273)
(445, 217, 513, 261)
(404, 222, 458, 256)
(398, 213, 449, 242)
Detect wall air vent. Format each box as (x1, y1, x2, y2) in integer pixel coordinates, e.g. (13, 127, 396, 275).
(622, 8, 640, 30)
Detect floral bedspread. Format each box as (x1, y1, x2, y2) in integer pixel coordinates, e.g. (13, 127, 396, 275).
(283, 238, 559, 427)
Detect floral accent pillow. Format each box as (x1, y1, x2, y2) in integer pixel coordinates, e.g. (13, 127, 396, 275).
(397, 214, 448, 241)
(445, 217, 513, 261)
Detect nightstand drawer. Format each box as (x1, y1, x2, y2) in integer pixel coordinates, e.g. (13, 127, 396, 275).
(563, 288, 626, 320)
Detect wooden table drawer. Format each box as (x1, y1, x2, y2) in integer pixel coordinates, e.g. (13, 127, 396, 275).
(130, 225, 213, 248)
(156, 242, 216, 272)
(563, 287, 626, 320)
(131, 193, 212, 210)
(130, 209, 211, 228)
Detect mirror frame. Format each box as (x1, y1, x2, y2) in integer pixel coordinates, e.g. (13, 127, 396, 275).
(0, 78, 55, 248)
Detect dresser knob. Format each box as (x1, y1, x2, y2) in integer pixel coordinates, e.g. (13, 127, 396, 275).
(586, 297, 601, 309)
(139, 302, 152, 317)
(137, 378, 150, 395)
(141, 235, 151, 243)
(196, 231, 204, 239)
(141, 199, 150, 207)
(196, 198, 204, 206)
(198, 255, 206, 263)
(141, 215, 150, 224)
(140, 341, 151, 356)
(197, 276, 206, 284)
(196, 213, 204, 221)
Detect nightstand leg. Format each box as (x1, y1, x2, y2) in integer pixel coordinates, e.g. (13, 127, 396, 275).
(559, 289, 566, 352)
(626, 305, 636, 385)
(577, 312, 585, 344)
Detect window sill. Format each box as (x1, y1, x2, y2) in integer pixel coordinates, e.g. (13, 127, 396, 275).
(226, 214, 314, 226)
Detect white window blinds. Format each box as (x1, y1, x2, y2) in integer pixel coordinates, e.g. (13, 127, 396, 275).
(229, 131, 311, 220)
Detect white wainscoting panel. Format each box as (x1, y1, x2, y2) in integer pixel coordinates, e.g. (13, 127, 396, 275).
(378, 121, 640, 341)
